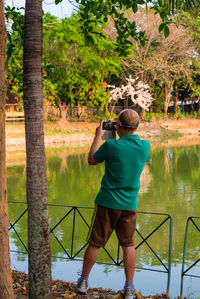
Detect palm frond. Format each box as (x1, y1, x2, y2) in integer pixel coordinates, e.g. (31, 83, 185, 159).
(182, 0, 200, 9)
(168, 0, 200, 11)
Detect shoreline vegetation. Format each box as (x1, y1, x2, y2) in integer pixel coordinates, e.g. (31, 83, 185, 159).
(6, 118, 200, 152)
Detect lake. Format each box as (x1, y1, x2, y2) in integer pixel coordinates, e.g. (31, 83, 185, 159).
(7, 138, 200, 298)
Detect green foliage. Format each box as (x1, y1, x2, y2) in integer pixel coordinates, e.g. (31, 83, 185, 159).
(191, 110, 198, 118)
(43, 13, 122, 109)
(153, 1, 171, 37)
(180, 12, 200, 109)
(5, 6, 24, 105)
(174, 106, 185, 119)
(143, 112, 154, 122)
(43, 78, 58, 106)
(54, 0, 172, 55)
(5, 6, 200, 117)
(94, 111, 117, 121)
(143, 112, 164, 121)
(5, 6, 24, 65)
(149, 83, 164, 112)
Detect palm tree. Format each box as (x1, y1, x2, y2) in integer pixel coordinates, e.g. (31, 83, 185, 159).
(0, 2, 15, 298)
(173, 0, 200, 10)
(23, 0, 51, 298)
(161, 0, 200, 13)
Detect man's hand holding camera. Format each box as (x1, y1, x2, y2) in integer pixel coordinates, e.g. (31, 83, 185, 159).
(88, 121, 105, 165)
(95, 121, 105, 139)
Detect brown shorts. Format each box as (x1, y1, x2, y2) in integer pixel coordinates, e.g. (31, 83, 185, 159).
(87, 205, 137, 248)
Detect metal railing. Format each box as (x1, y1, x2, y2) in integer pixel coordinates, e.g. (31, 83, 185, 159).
(180, 216, 200, 298)
(8, 201, 172, 295)
(135, 211, 172, 296)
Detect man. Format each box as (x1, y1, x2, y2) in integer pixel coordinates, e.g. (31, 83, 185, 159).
(77, 109, 150, 299)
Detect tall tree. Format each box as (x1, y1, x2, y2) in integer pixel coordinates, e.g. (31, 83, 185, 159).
(0, 1, 15, 298)
(121, 10, 194, 116)
(43, 13, 122, 119)
(23, 1, 51, 298)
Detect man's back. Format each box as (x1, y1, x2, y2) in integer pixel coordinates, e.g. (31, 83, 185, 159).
(93, 134, 150, 210)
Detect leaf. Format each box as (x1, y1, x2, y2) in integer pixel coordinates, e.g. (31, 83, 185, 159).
(132, 3, 138, 13)
(55, 0, 62, 4)
(88, 26, 93, 32)
(137, 0, 145, 4)
(85, 35, 94, 45)
(164, 25, 170, 37)
(153, 5, 159, 12)
(140, 39, 145, 47)
(159, 23, 166, 32)
(80, 12, 85, 19)
(160, 11, 166, 21)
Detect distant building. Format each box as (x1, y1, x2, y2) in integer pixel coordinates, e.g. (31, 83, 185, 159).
(168, 99, 200, 113)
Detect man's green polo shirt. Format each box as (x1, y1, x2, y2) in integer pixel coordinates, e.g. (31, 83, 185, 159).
(93, 134, 150, 210)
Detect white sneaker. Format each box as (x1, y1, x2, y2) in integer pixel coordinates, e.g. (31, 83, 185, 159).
(76, 277, 89, 293)
(123, 284, 137, 299)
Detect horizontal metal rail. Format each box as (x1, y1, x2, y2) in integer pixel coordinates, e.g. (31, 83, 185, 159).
(8, 201, 172, 295)
(180, 216, 200, 298)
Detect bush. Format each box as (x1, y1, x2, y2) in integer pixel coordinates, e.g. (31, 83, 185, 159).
(143, 112, 164, 121)
(143, 112, 153, 122)
(95, 111, 117, 121)
(191, 111, 198, 118)
(174, 106, 185, 120)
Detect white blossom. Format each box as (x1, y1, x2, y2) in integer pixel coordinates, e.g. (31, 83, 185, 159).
(108, 76, 154, 111)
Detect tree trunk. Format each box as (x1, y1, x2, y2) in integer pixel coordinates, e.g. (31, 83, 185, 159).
(56, 98, 69, 120)
(77, 101, 82, 118)
(174, 81, 178, 114)
(23, 1, 51, 298)
(164, 84, 171, 118)
(164, 148, 170, 178)
(110, 104, 116, 115)
(123, 98, 128, 110)
(0, 2, 15, 298)
(141, 108, 146, 119)
(173, 149, 178, 174)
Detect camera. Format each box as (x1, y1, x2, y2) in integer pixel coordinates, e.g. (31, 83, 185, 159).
(102, 121, 116, 140)
(103, 121, 116, 131)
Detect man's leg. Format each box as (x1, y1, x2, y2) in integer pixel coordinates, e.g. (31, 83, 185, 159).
(77, 244, 100, 293)
(122, 246, 136, 283)
(77, 205, 114, 293)
(81, 244, 100, 278)
(122, 246, 137, 298)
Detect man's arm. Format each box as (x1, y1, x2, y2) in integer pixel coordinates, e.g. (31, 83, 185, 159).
(88, 121, 105, 165)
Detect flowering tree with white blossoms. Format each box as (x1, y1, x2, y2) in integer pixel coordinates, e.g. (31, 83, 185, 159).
(109, 77, 154, 111)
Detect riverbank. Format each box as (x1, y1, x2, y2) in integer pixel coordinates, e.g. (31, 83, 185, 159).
(5, 119, 200, 151)
(13, 270, 168, 299)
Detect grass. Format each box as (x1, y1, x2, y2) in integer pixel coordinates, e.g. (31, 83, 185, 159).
(160, 127, 183, 142)
(6, 119, 97, 138)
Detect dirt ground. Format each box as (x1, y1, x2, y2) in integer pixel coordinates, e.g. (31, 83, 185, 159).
(5, 118, 200, 151)
(5, 118, 200, 136)
(13, 270, 168, 299)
